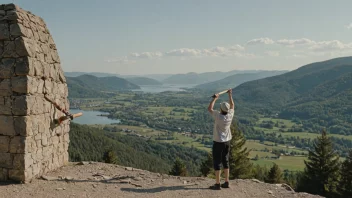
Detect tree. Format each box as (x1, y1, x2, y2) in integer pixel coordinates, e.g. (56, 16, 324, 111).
(283, 170, 302, 190)
(297, 129, 340, 197)
(229, 123, 253, 179)
(265, 163, 283, 184)
(338, 150, 352, 197)
(169, 157, 187, 176)
(254, 154, 259, 161)
(103, 148, 118, 164)
(200, 152, 213, 177)
(252, 164, 268, 181)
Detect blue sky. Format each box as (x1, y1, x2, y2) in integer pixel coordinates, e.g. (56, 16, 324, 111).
(5, 0, 352, 75)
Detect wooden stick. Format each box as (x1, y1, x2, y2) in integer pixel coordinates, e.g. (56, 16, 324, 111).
(54, 112, 83, 125)
(211, 89, 230, 98)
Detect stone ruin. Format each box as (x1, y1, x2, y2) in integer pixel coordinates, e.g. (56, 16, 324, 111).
(0, 4, 70, 183)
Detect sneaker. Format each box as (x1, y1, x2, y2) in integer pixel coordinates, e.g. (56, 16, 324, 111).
(221, 181, 230, 188)
(209, 183, 221, 190)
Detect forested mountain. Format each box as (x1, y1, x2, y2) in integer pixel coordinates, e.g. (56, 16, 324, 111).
(65, 72, 119, 77)
(162, 70, 266, 85)
(234, 56, 352, 135)
(126, 77, 163, 86)
(195, 70, 288, 91)
(66, 79, 113, 98)
(67, 75, 140, 98)
(68, 123, 207, 176)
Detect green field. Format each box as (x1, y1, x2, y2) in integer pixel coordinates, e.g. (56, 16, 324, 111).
(259, 117, 300, 128)
(256, 117, 352, 141)
(100, 123, 311, 171)
(252, 156, 307, 171)
(281, 132, 352, 141)
(246, 140, 308, 154)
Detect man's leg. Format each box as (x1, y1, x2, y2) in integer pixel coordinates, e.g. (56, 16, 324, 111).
(224, 168, 229, 182)
(215, 170, 221, 184)
(221, 141, 231, 188)
(210, 142, 222, 190)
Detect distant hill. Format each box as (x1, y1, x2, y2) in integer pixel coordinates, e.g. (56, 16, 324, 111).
(65, 70, 270, 83)
(234, 56, 352, 135)
(142, 74, 173, 81)
(65, 72, 141, 78)
(195, 70, 288, 91)
(126, 77, 162, 86)
(67, 75, 140, 98)
(162, 70, 271, 85)
(65, 72, 121, 78)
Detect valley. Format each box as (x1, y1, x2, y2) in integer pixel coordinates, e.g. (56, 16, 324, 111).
(64, 56, 352, 198)
(68, 90, 352, 172)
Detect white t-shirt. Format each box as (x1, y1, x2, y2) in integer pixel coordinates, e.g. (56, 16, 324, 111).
(211, 109, 234, 142)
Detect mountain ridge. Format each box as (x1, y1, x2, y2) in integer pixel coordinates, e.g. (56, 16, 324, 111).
(67, 74, 140, 98)
(195, 70, 288, 91)
(233, 56, 352, 135)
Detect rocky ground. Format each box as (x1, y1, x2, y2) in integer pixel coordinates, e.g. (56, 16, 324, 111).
(0, 162, 323, 198)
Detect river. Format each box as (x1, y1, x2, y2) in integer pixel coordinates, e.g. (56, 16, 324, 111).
(69, 109, 120, 125)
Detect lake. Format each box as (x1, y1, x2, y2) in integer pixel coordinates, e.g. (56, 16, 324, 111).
(133, 84, 197, 93)
(69, 84, 196, 124)
(69, 109, 120, 125)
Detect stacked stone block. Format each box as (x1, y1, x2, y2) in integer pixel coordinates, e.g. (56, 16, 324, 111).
(0, 4, 69, 183)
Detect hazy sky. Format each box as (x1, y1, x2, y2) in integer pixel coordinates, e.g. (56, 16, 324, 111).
(6, 0, 352, 75)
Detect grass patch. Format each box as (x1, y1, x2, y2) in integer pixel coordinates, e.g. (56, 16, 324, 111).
(252, 156, 307, 171)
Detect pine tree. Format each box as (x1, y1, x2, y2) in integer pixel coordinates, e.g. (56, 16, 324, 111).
(229, 123, 253, 179)
(169, 157, 187, 176)
(200, 152, 213, 177)
(252, 164, 269, 181)
(297, 129, 340, 197)
(338, 150, 352, 197)
(283, 170, 301, 190)
(103, 148, 118, 164)
(265, 163, 283, 184)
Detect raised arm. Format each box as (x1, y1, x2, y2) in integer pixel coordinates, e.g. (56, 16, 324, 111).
(228, 89, 234, 109)
(208, 94, 219, 113)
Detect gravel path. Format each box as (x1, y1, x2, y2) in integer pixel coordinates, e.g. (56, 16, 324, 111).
(0, 162, 324, 198)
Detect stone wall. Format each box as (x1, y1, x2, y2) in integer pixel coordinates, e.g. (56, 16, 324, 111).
(0, 4, 69, 183)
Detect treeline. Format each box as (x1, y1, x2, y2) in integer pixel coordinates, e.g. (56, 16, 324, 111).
(242, 125, 352, 157)
(68, 123, 207, 176)
(192, 125, 352, 198)
(294, 130, 352, 198)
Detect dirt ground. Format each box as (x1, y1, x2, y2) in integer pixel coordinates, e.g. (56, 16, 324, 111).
(0, 162, 323, 198)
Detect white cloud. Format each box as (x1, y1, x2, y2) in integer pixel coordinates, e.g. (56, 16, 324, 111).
(247, 38, 274, 45)
(105, 38, 352, 63)
(130, 51, 163, 59)
(288, 54, 306, 58)
(104, 56, 136, 64)
(345, 23, 352, 29)
(165, 48, 202, 57)
(309, 40, 352, 51)
(105, 44, 250, 63)
(276, 38, 315, 47)
(165, 45, 246, 58)
(265, 51, 280, 57)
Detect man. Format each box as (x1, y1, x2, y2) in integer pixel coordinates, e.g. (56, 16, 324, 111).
(207, 88, 234, 190)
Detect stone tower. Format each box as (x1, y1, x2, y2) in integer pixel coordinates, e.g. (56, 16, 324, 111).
(0, 4, 70, 183)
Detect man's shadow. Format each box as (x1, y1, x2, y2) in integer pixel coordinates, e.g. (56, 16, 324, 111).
(120, 184, 207, 193)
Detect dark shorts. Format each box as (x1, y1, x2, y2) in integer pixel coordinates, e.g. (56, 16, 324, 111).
(212, 141, 230, 170)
